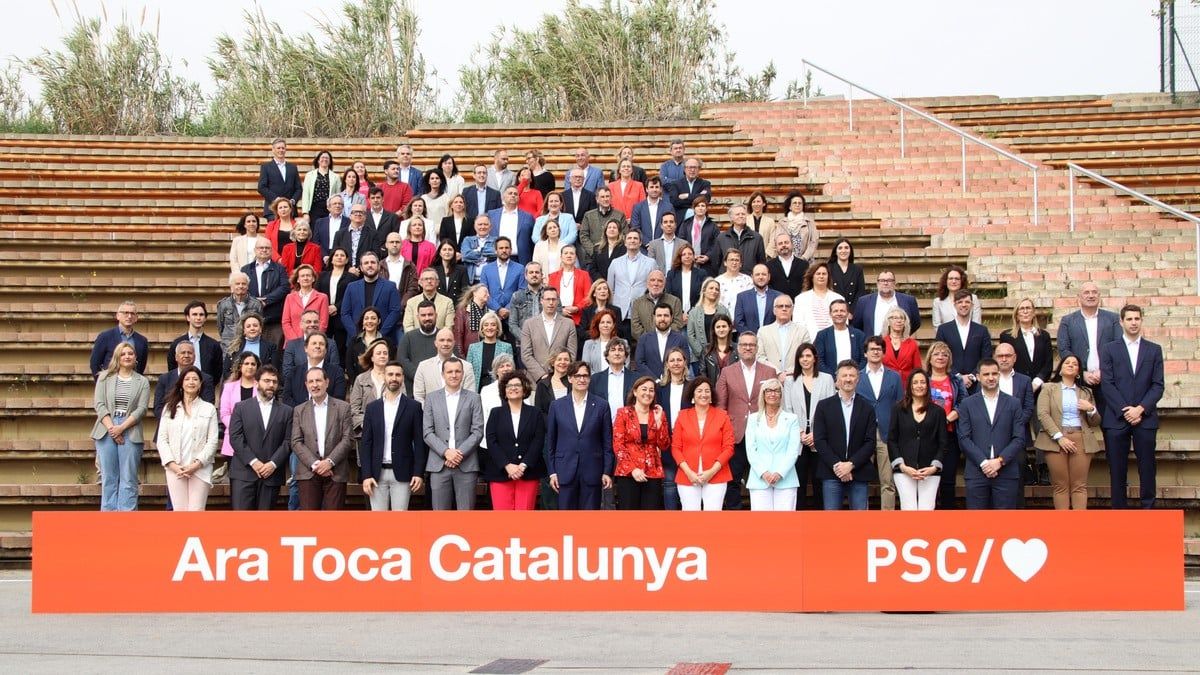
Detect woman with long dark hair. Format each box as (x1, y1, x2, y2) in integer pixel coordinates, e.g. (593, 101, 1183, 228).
(157, 366, 219, 511)
(888, 368, 949, 511)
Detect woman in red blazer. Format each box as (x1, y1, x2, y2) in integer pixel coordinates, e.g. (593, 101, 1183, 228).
(281, 264, 330, 342)
(279, 221, 323, 276)
(608, 159, 646, 217)
(612, 376, 671, 510)
(881, 307, 923, 386)
(670, 376, 735, 511)
(547, 245, 592, 326)
(516, 168, 545, 218)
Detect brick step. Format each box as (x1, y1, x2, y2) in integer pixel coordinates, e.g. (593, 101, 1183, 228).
(939, 106, 1200, 124)
(977, 118, 1200, 137)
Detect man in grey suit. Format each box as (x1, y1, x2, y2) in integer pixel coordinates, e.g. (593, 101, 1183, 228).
(228, 365, 293, 510)
(290, 366, 353, 510)
(519, 287, 578, 381)
(422, 358, 485, 510)
(1056, 281, 1121, 403)
(646, 212, 681, 272)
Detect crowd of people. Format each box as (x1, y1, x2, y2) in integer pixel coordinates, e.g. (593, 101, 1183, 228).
(86, 138, 1166, 513)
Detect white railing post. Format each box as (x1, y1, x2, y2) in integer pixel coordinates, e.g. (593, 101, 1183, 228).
(961, 137, 967, 194)
(1032, 168, 1039, 227)
(900, 108, 906, 158)
(1068, 166, 1075, 233)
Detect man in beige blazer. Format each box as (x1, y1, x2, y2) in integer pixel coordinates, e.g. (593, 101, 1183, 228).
(291, 366, 354, 510)
(756, 295, 809, 377)
(412, 328, 477, 403)
(715, 331, 778, 509)
(519, 287, 578, 381)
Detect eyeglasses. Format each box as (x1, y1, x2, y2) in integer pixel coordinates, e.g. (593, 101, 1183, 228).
(569, 373, 590, 379)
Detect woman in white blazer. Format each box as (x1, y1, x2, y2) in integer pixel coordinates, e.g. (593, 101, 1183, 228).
(156, 366, 220, 511)
(782, 342, 836, 509)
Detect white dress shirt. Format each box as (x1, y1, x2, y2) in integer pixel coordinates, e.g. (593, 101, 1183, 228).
(1083, 312, 1100, 372)
(499, 209, 520, 255)
(1125, 336, 1141, 375)
(572, 394, 587, 431)
(382, 394, 401, 464)
(445, 389, 461, 449)
(833, 327, 852, 364)
(873, 294, 898, 336)
(312, 397, 329, 462)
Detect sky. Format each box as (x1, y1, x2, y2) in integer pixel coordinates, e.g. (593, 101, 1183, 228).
(0, 0, 1178, 109)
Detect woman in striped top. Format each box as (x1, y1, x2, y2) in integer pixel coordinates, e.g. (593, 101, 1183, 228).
(91, 342, 150, 511)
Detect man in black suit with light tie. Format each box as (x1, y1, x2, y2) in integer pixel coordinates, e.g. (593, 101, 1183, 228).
(257, 138, 302, 219)
(1100, 304, 1165, 509)
(360, 361, 427, 511)
(956, 359, 1025, 509)
(228, 365, 293, 510)
(934, 289, 993, 394)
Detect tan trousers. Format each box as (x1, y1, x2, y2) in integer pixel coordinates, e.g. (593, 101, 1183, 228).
(1043, 429, 1092, 510)
(875, 438, 895, 510)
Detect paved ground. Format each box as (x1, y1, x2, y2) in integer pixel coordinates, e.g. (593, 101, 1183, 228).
(1, 571, 1197, 673)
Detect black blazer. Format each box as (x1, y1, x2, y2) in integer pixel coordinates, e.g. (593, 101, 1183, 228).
(483, 403, 547, 482)
(438, 215, 475, 249)
(228, 397, 294, 486)
(434, 262, 469, 301)
(679, 218, 720, 268)
(223, 341, 279, 379)
(166, 333, 224, 385)
(366, 210, 399, 244)
(998, 328, 1053, 384)
(562, 188, 598, 222)
(331, 223, 381, 265)
(666, 177, 713, 222)
(590, 243, 626, 279)
(257, 161, 302, 216)
(359, 394, 427, 482)
(535, 375, 571, 413)
(316, 268, 354, 312)
(812, 393, 878, 482)
(665, 266, 710, 310)
(886, 402, 949, 471)
(283, 361, 346, 406)
(828, 262, 866, 310)
(767, 256, 809, 299)
(934, 320, 994, 380)
(577, 303, 626, 350)
(241, 260, 289, 323)
(464, 186, 502, 222)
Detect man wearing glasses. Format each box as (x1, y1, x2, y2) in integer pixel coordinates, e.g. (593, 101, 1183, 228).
(546, 361, 614, 510)
(851, 270, 922, 338)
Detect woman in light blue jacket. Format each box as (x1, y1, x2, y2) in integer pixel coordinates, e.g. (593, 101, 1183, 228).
(745, 378, 801, 510)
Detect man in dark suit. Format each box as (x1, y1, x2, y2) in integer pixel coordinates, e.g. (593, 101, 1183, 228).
(633, 303, 690, 378)
(488, 186, 536, 265)
(994, 342, 1037, 492)
(228, 365, 293, 510)
(464, 164, 503, 223)
(283, 333, 346, 406)
(562, 168, 598, 222)
(678, 197, 720, 273)
(241, 236, 290, 348)
(1057, 281, 1121, 412)
(733, 264, 780, 334)
(956, 359, 1026, 509)
(257, 138, 302, 218)
(589, 339, 641, 422)
(1100, 304, 1165, 509)
(166, 301, 224, 385)
(332, 203, 380, 269)
(281, 310, 341, 390)
(857, 337, 903, 510)
(934, 289, 994, 394)
(394, 144, 423, 197)
(153, 342, 216, 442)
(666, 157, 712, 225)
(547, 361, 614, 510)
(362, 188, 398, 253)
(851, 270, 922, 337)
(766, 232, 808, 299)
(312, 194, 348, 263)
(360, 361, 427, 511)
(340, 252, 403, 346)
(290, 366, 354, 510)
(630, 177, 670, 243)
(813, 360, 879, 510)
(90, 300, 149, 379)
(814, 299, 866, 375)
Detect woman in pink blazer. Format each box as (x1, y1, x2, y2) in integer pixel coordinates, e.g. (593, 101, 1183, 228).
(281, 264, 330, 342)
(218, 351, 260, 458)
(609, 159, 647, 218)
(399, 217, 438, 274)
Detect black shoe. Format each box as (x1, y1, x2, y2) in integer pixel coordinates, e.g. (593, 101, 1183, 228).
(1037, 464, 1051, 486)
(1023, 463, 1037, 486)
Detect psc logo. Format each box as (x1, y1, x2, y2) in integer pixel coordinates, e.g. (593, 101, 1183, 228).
(867, 538, 1048, 583)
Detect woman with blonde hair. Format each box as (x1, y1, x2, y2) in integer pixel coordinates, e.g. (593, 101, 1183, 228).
(745, 378, 801, 510)
(91, 343, 150, 511)
(686, 277, 728, 366)
(881, 307, 923, 386)
(925, 341, 968, 510)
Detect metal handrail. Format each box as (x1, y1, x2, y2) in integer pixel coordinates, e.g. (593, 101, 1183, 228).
(1068, 162, 1200, 295)
(800, 59, 1040, 226)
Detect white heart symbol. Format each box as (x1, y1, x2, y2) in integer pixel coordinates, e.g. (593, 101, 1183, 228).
(1001, 538, 1048, 582)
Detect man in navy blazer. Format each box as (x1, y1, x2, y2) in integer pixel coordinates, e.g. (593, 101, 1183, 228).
(1100, 304, 1165, 509)
(282, 333, 346, 406)
(488, 186, 536, 265)
(633, 303, 690, 377)
(90, 300, 149, 378)
(478, 239, 525, 316)
(339, 252, 403, 344)
(630, 177, 670, 243)
(546, 361, 614, 510)
(857, 337, 903, 510)
(814, 300, 866, 375)
(1057, 281, 1122, 409)
(956, 360, 1026, 509)
(359, 362, 428, 511)
(312, 200, 349, 262)
(666, 158, 713, 224)
(851, 271, 922, 337)
(394, 144, 423, 196)
(562, 169, 598, 222)
(813, 361, 879, 510)
(242, 237, 290, 345)
(733, 265, 780, 334)
(464, 164, 503, 222)
(934, 289, 993, 393)
(257, 138, 302, 218)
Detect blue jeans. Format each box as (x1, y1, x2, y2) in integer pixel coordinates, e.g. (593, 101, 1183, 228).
(662, 465, 681, 511)
(822, 479, 868, 510)
(288, 454, 300, 511)
(96, 414, 141, 511)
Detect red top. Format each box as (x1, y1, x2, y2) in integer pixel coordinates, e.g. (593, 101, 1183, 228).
(400, 239, 437, 275)
(280, 241, 323, 277)
(380, 180, 413, 215)
(608, 179, 646, 219)
(929, 376, 956, 432)
(517, 180, 544, 219)
(612, 405, 670, 478)
(670, 406, 735, 484)
(882, 336, 923, 386)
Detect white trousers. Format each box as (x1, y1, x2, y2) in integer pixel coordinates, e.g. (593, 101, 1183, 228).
(749, 487, 798, 511)
(677, 482, 727, 511)
(368, 471, 413, 511)
(893, 472, 941, 511)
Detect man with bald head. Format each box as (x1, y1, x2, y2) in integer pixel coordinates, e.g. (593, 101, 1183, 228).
(734, 263, 781, 334)
(154, 341, 216, 433)
(411, 328, 477, 403)
(1057, 281, 1121, 409)
(994, 341, 1037, 496)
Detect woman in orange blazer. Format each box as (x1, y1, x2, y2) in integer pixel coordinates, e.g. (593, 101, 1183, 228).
(670, 376, 735, 511)
(609, 159, 647, 218)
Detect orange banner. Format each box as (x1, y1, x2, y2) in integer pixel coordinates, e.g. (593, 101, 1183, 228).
(32, 511, 1184, 613)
